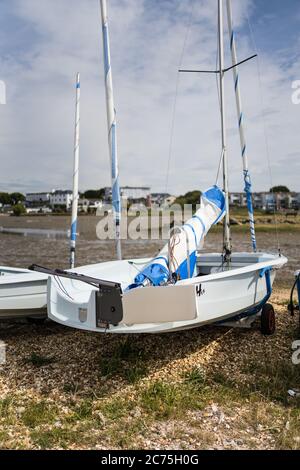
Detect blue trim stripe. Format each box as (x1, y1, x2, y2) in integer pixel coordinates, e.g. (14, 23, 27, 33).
(192, 215, 206, 234)
(229, 17, 257, 253)
(112, 180, 121, 217)
(296, 276, 300, 308)
(111, 123, 117, 179)
(76, 83, 80, 89)
(176, 250, 197, 280)
(230, 31, 234, 49)
(243, 170, 257, 251)
(183, 223, 198, 246)
(153, 256, 169, 267)
(71, 220, 77, 242)
(102, 24, 110, 77)
(235, 75, 239, 90)
(111, 122, 121, 217)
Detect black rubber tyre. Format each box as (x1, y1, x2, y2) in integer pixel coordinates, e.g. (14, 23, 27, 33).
(261, 303, 276, 336)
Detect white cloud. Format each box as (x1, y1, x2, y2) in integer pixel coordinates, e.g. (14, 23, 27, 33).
(0, 0, 299, 195)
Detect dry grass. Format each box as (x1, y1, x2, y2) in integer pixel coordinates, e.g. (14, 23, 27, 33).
(0, 285, 299, 450)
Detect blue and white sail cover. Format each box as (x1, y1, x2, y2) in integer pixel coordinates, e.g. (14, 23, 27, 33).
(129, 186, 226, 289)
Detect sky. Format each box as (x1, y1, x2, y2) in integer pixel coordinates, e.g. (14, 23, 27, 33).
(0, 0, 300, 196)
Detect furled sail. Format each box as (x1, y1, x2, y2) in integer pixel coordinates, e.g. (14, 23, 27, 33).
(129, 186, 226, 289)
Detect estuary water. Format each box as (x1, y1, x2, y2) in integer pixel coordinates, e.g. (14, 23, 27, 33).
(0, 214, 298, 286)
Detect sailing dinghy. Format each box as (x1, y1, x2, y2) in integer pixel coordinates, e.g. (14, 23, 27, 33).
(0, 267, 48, 320)
(32, 0, 287, 334)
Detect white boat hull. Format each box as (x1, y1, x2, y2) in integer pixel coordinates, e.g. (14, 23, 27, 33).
(0, 267, 48, 319)
(47, 252, 287, 334)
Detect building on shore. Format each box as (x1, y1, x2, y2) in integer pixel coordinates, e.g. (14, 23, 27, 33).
(26, 207, 52, 215)
(26, 190, 73, 211)
(121, 186, 151, 201)
(151, 193, 171, 208)
(88, 200, 103, 212)
(229, 191, 300, 211)
(77, 198, 90, 213)
(49, 190, 73, 210)
(25, 192, 51, 206)
(104, 186, 151, 206)
(23, 188, 300, 214)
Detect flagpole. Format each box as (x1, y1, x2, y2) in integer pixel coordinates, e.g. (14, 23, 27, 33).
(70, 72, 80, 269)
(226, 0, 257, 252)
(100, 0, 122, 260)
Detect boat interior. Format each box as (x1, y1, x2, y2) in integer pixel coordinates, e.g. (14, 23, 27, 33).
(68, 252, 280, 294)
(0, 267, 31, 277)
(195, 252, 277, 276)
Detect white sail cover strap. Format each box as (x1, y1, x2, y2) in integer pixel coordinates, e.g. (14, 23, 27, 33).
(129, 186, 226, 289)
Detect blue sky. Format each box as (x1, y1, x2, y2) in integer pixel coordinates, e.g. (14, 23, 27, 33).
(0, 0, 299, 195)
(246, 0, 300, 64)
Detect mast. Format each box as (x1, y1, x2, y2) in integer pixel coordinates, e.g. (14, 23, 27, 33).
(226, 0, 257, 252)
(218, 0, 232, 259)
(100, 0, 122, 260)
(70, 72, 80, 269)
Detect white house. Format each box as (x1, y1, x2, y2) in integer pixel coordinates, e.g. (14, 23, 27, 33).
(229, 192, 247, 207)
(50, 190, 73, 210)
(78, 198, 90, 213)
(88, 200, 103, 211)
(151, 193, 171, 208)
(121, 186, 151, 201)
(26, 192, 51, 205)
(105, 186, 151, 202)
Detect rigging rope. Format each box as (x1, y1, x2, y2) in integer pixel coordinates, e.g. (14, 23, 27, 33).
(214, 13, 223, 185)
(54, 276, 74, 301)
(165, 0, 197, 193)
(215, 21, 221, 112)
(215, 148, 224, 186)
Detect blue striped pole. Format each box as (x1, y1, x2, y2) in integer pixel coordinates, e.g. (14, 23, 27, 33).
(100, 0, 122, 260)
(226, 0, 257, 252)
(70, 72, 80, 269)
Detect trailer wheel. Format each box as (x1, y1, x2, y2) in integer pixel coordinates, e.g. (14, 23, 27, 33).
(261, 303, 276, 336)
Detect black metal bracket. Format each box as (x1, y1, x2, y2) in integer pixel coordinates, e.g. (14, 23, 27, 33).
(29, 264, 124, 327)
(179, 54, 257, 75)
(29, 264, 121, 289)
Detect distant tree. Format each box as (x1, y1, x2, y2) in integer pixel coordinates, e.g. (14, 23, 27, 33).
(270, 186, 290, 193)
(83, 188, 106, 200)
(12, 204, 26, 217)
(10, 192, 25, 205)
(175, 191, 202, 210)
(0, 192, 25, 206)
(0, 192, 11, 205)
